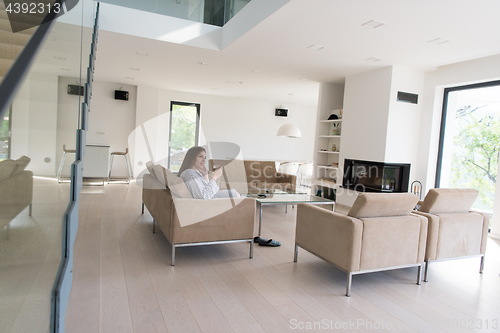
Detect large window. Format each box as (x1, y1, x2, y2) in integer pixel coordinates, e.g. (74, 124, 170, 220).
(0, 107, 11, 161)
(436, 80, 500, 214)
(168, 101, 200, 172)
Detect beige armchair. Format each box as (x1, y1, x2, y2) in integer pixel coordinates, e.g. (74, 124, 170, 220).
(294, 192, 427, 296)
(142, 163, 257, 266)
(414, 188, 489, 282)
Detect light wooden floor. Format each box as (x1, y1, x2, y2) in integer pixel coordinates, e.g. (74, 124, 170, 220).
(65, 181, 500, 333)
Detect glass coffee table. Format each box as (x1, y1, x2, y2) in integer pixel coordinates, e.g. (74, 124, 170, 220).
(247, 192, 335, 236)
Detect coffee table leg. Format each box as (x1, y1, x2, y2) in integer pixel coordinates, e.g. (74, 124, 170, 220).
(257, 201, 262, 236)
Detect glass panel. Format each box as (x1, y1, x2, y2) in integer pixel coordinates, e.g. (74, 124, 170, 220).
(169, 103, 199, 172)
(0, 107, 10, 161)
(0, 1, 92, 332)
(99, 0, 251, 26)
(439, 84, 500, 215)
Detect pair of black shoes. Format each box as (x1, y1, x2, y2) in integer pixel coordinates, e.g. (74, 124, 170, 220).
(253, 236, 281, 247)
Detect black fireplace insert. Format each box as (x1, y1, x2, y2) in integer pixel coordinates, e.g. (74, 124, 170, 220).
(343, 159, 410, 193)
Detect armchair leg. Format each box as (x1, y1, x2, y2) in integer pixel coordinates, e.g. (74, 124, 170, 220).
(171, 245, 175, 266)
(424, 261, 429, 282)
(480, 255, 485, 274)
(417, 264, 422, 285)
(346, 272, 352, 297)
(29, 203, 32, 217)
(141, 202, 144, 214)
(293, 244, 298, 262)
(152, 219, 156, 234)
(249, 241, 254, 259)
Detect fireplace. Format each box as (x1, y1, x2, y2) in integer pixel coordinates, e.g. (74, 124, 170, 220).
(342, 159, 410, 193)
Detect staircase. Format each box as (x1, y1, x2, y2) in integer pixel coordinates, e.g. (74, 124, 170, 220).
(0, 1, 37, 83)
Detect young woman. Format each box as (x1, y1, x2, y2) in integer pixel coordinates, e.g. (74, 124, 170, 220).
(177, 146, 240, 199)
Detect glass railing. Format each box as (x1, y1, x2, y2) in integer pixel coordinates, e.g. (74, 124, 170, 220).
(0, 0, 95, 332)
(99, 0, 251, 26)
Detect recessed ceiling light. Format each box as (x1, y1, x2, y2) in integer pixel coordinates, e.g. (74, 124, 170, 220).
(125, 77, 135, 80)
(251, 70, 262, 74)
(53, 56, 66, 60)
(198, 62, 209, 66)
(61, 68, 71, 71)
(427, 38, 450, 45)
(136, 51, 149, 56)
(361, 20, 385, 29)
(307, 45, 325, 51)
(129, 67, 140, 71)
(365, 57, 382, 62)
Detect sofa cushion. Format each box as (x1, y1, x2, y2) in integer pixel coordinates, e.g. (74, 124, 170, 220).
(164, 169, 193, 198)
(348, 192, 418, 218)
(0, 159, 16, 181)
(12, 156, 30, 175)
(419, 188, 478, 214)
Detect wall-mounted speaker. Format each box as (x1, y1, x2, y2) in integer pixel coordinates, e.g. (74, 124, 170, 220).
(67, 85, 84, 96)
(114, 90, 129, 101)
(397, 91, 418, 104)
(275, 108, 288, 117)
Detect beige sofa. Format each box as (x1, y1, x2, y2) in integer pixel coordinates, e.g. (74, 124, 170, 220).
(414, 188, 489, 281)
(142, 162, 258, 265)
(0, 156, 33, 236)
(209, 159, 297, 193)
(295, 192, 427, 296)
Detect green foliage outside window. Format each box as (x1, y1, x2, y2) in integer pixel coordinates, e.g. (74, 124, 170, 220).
(451, 105, 500, 212)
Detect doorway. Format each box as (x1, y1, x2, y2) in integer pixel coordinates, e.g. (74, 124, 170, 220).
(168, 101, 200, 172)
(436, 80, 500, 216)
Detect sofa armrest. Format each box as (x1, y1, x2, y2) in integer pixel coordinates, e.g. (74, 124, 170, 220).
(413, 211, 440, 261)
(470, 210, 490, 255)
(276, 172, 297, 191)
(296, 203, 363, 272)
(170, 197, 257, 244)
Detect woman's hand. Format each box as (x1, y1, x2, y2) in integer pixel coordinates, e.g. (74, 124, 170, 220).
(211, 166, 223, 180)
(198, 164, 208, 176)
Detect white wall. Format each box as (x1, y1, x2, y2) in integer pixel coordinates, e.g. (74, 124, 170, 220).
(417, 53, 500, 239)
(385, 66, 424, 182)
(131, 85, 317, 177)
(341, 66, 392, 163)
(11, 73, 59, 176)
(54, 78, 137, 178)
(87, 81, 137, 177)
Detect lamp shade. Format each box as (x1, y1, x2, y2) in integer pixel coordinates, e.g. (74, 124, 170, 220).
(277, 123, 301, 138)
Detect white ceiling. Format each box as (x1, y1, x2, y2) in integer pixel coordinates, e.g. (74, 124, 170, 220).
(46, 0, 500, 107)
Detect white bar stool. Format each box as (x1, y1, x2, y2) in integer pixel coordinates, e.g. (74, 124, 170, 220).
(57, 144, 76, 183)
(108, 148, 131, 184)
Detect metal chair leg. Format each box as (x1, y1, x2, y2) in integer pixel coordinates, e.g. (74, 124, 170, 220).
(107, 155, 115, 181)
(57, 152, 66, 182)
(293, 244, 299, 262)
(29, 203, 32, 216)
(346, 272, 352, 297)
(125, 154, 131, 183)
(141, 202, 144, 214)
(480, 255, 485, 274)
(417, 264, 422, 285)
(249, 241, 253, 259)
(171, 245, 176, 266)
(424, 261, 429, 282)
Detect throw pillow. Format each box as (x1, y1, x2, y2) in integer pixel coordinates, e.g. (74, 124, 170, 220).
(146, 161, 156, 180)
(12, 155, 31, 175)
(0, 159, 17, 181)
(165, 170, 193, 198)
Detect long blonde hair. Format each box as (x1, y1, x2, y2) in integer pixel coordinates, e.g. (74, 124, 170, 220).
(177, 146, 206, 177)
